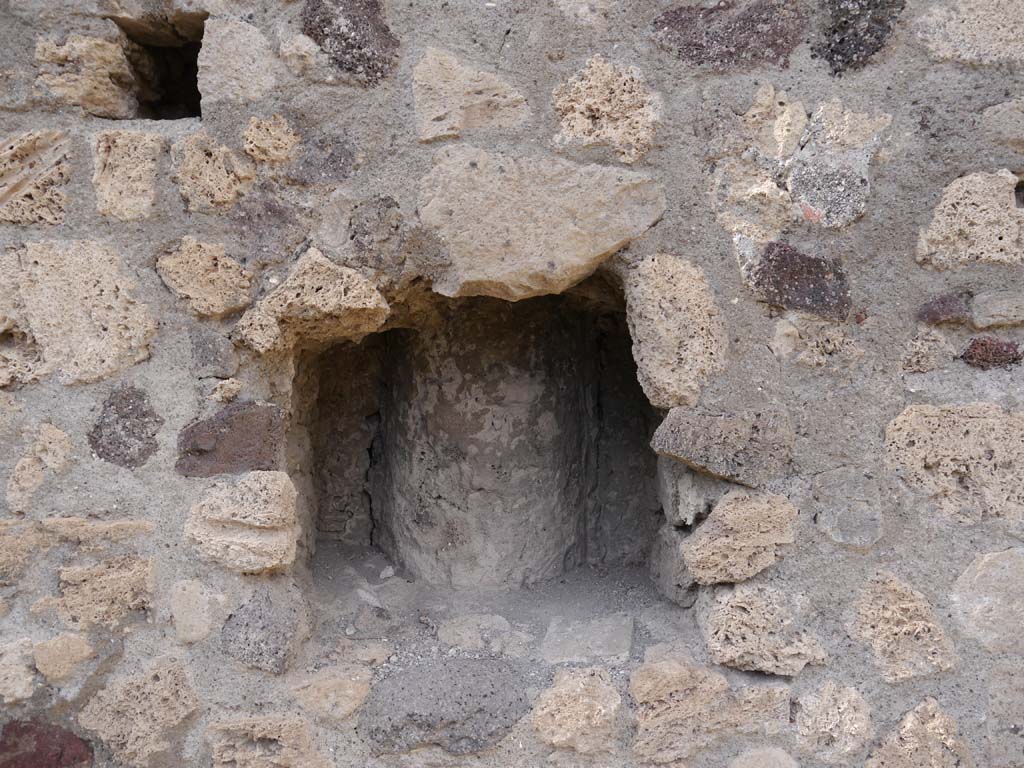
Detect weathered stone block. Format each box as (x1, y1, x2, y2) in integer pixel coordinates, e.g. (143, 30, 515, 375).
(0, 131, 70, 225)
(652, 407, 795, 488)
(91, 131, 163, 220)
(87, 384, 163, 469)
(849, 574, 957, 682)
(682, 490, 798, 585)
(359, 658, 530, 755)
(619, 253, 727, 409)
(78, 657, 198, 768)
(652, 0, 805, 70)
(531, 668, 621, 754)
(219, 585, 309, 674)
(417, 145, 665, 300)
(741, 241, 852, 321)
(32, 555, 153, 630)
(301, 0, 398, 86)
(175, 402, 285, 477)
(952, 548, 1024, 653)
(157, 237, 253, 318)
(0, 720, 93, 768)
(552, 55, 661, 163)
(234, 248, 388, 356)
(699, 583, 828, 676)
(186, 471, 299, 573)
(413, 48, 529, 142)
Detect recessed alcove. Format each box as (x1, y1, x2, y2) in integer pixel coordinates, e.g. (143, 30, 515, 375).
(297, 278, 663, 588)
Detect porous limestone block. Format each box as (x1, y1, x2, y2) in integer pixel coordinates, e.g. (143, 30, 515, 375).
(531, 667, 621, 754)
(92, 131, 163, 220)
(185, 471, 300, 574)
(157, 237, 253, 318)
(552, 55, 661, 162)
(0, 130, 70, 224)
(619, 254, 727, 409)
(849, 574, 957, 682)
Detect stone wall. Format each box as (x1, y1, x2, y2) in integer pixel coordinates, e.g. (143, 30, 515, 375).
(1, 0, 1024, 766)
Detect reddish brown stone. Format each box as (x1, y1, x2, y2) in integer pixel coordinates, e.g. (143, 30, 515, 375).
(0, 720, 92, 768)
(652, 0, 805, 70)
(175, 401, 284, 477)
(961, 336, 1022, 370)
(87, 384, 164, 468)
(747, 242, 851, 321)
(916, 291, 972, 326)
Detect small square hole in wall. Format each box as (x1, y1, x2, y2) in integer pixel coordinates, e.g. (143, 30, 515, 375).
(112, 13, 206, 119)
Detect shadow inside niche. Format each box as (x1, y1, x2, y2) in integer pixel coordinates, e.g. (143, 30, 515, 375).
(296, 277, 664, 589)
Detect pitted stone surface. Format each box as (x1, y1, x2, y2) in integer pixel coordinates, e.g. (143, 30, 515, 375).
(865, 698, 974, 767)
(0, 131, 70, 225)
(243, 115, 301, 163)
(961, 335, 1021, 369)
(917, 170, 1024, 269)
(699, 583, 829, 676)
(208, 714, 330, 768)
(619, 254, 727, 409)
(796, 680, 874, 764)
(91, 131, 163, 221)
(531, 667, 621, 754)
(186, 471, 300, 573)
(8, 241, 156, 385)
(629, 650, 789, 764)
(176, 402, 285, 477)
(413, 48, 529, 142)
(552, 55, 661, 163)
(920, 0, 1024, 67)
(741, 241, 852, 321)
(34, 32, 139, 119)
(301, 0, 399, 86)
(652, 407, 795, 488)
(78, 657, 198, 768)
(157, 237, 253, 318)
(850, 574, 957, 682)
(87, 384, 163, 469)
(885, 403, 1024, 523)
(417, 145, 665, 300)
(219, 584, 309, 674)
(682, 490, 798, 585)
(816, 0, 906, 74)
(234, 248, 389, 355)
(359, 658, 531, 755)
(652, 1, 805, 70)
(32, 555, 153, 630)
(172, 132, 255, 212)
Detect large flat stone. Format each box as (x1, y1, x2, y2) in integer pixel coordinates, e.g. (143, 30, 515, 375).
(417, 145, 665, 300)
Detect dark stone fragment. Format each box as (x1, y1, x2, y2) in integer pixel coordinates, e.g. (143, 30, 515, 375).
(748, 242, 852, 321)
(815, 0, 905, 75)
(175, 401, 284, 477)
(359, 658, 532, 755)
(652, 0, 805, 71)
(302, 0, 398, 86)
(87, 384, 164, 469)
(651, 407, 795, 488)
(0, 720, 93, 768)
(961, 336, 1022, 370)
(220, 585, 307, 674)
(189, 327, 238, 379)
(916, 291, 972, 326)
